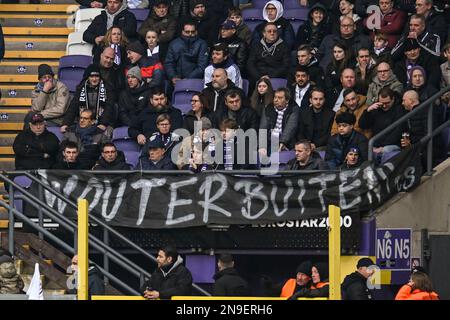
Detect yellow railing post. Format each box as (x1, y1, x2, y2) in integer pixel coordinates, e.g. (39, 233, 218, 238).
(328, 205, 341, 300)
(77, 198, 89, 300)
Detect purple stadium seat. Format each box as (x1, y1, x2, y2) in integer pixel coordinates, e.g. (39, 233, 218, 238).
(172, 79, 204, 114)
(58, 55, 92, 92)
(252, 0, 270, 8)
(13, 176, 32, 213)
(242, 8, 265, 32)
(112, 126, 141, 152)
(129, 8, 149, 29)
(283, 0, 305, 9)
(318, 151, 325, 160)
(270, 151, 295, 164)
(242, 79, 249, 96)
(47, 126, 64, 142)
(124, 150, 141, 169)
(283, 8, 308, 32)
(381, 150, 401, 164)
(270, 78, 288, 90)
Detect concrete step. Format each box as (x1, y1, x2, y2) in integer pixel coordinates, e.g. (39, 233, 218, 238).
(0, 4, 79, 13)
(5, 37, 67, 52)
(0, 147, 14, 155)
(0, 61, 59, 80)
(0, 122, 23, 131)
(0, 98, 32, 107)
(0, 134, 18, 146)
(0, 110, 29, 122)
(4, 50, 66, 59)
(3, 27, 74, 36)
(0, 158, 15, 171)
(0, 85, 35, 99)
(0, 14, 73, 28)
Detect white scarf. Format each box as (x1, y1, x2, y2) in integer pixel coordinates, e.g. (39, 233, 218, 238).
(272, 106, 287, 137)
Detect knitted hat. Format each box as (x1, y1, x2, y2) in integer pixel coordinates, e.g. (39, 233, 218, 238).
(190, 0, 206, 10)
(153, 0, 170, 7)
(38, 63, 54, 79)
(404, 38, 420, 52)
(127, 66, 143, 82)
(127, 41, 146, 56)
(357, 257, 374, 268)
(408, 65, 427, 83)
(83, 64, 101, 79)
(296, 261, 313, 278)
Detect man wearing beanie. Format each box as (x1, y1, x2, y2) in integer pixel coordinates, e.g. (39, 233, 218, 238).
(342, 257, 375, 300)
(278, 260, 313, 298)
(138, 0, 177, 45)
(117, 66, 152, 127)
(325, 111, 368, 169)
(127, 41, 165, 88)
(29, 63, 70, 126)
(61, 64, 115, 134)
(181, 0, 219, 47)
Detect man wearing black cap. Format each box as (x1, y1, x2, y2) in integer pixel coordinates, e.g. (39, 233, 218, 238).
(138, 0, 177, 45)
(342, 257, 375, 300)
(217, 19, 248, 72)
(30, 63, 70, 126)
(137, 135, 176, 170)
(61, 64, 115, 133)
(392, 37, 441, 89)
(341, 146, 362, 169)
(127, 41, 164, 88)
(325, 112, 368, 169)
(279, 261, 313, 298)
(13, 113, 60, 170)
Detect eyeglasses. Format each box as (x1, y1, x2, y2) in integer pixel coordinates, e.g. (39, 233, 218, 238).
(341, 24, 354, 28)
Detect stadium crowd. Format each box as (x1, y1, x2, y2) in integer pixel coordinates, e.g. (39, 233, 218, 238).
(12, 0, 450, 171)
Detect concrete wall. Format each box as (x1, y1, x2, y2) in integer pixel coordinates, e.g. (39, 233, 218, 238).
(375, 158, 450, 257)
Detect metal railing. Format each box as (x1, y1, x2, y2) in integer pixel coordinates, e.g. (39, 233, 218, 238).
(368, 85, 450, 175)
(0, 171, 211, 297)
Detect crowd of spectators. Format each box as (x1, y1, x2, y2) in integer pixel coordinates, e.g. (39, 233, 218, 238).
(14, 0, 450, 171)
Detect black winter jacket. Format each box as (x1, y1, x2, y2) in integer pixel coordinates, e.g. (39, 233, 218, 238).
(183, 110, 212, 135)
(140, 256, 193, 299)
(213, 268, 249, 297)
(128, 105, 183, 140)
(83, 9, 137, 45)
(118, 83, 152, 127)
(342, 272, 372, 300)
(92, 151, 131, 170)
(137, 154, 176, 170)
(252, 17, 295, 50)
(295, 3, 330, 50)
(13, 129, 60, 170)
(259, 104, 299, 148)
(325, 130, 368, 169)
(218, 34, 248, 72)
(212, 105, 259, 131)
(287, 152, 329, 170)
(309, 107, 335, 148)
(201, 79, 245, 113)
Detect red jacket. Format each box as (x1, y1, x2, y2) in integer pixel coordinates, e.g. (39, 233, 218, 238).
(364, 9, 407, 48)
(395, 285, 439, 300)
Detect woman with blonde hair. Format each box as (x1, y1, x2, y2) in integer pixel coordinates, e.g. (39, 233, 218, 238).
(93, 26, 129, 66)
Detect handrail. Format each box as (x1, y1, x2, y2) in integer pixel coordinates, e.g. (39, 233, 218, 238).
(0, 172, 211, 296)
(0, 200, 140, 295)
(368, 85, 450, 173)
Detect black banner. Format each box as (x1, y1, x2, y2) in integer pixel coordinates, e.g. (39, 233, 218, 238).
(29, 145, 422, 229)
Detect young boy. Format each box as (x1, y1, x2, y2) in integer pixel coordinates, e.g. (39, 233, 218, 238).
(227, 7, 252, 45)
(372, 31, 391, 64)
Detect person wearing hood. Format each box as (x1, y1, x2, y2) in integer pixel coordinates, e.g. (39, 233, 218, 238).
(164, 20, 209, 86)
(251, 1, 295, 50)
(92, 142, 131, 170)
(342, 257, 375, 300)
(246, 22, 290, 89)
(0, 249, 24, 294)
(61, 64, 115, 132)
(129, 88, 183, 145)
(179, 0, 220, 47)
(204, 43, 242, 89)
(288, 262, 330, 299)
(325, 112, 368, 169)
(29, 63, 69, 127)
(366, 62, 403, 105)
(217, 19, 248, 72)
(141, 246, 193, 299)
(126, 41, 165, 88)
(213, 254, 249, 296)
(118, 66, 152, 127)
(83, 0, 137, 46)
(295, 3, 330, 51)
(405, 65, 438, 101)
(138, 0, 177, 45)
(137, 135, 177, 170)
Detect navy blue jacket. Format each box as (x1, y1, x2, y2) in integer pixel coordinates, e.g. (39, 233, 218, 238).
(164, 35, 209, 80)
(137, 154, 176, 170)
(325, 130, 368, 169)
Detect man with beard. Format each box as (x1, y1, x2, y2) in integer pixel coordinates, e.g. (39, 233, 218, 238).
(128, 88, 183, 145)
(289, 65, 313, 109)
